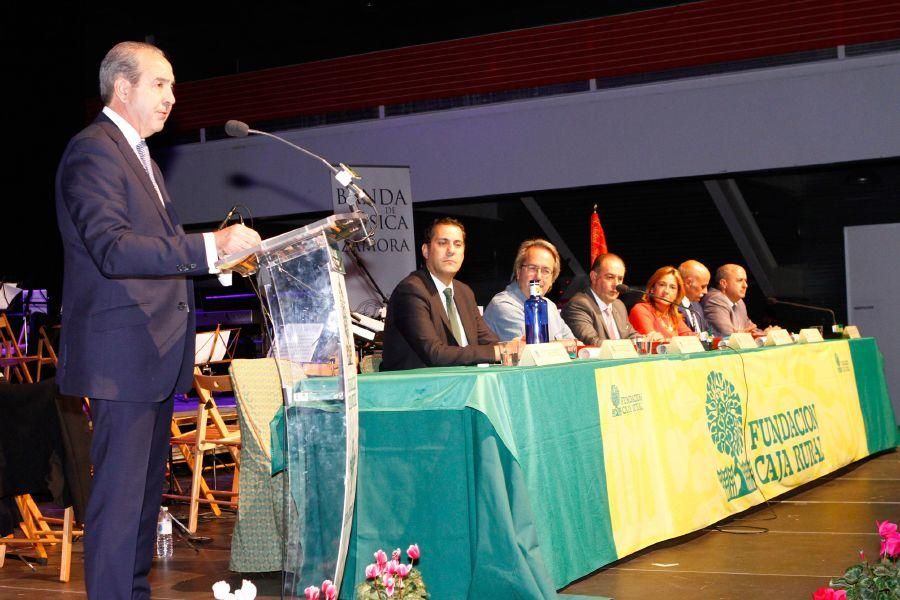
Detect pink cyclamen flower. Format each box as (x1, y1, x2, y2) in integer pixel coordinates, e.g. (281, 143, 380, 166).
(383, 575, 395, 597)
(877, 520, 898, 538)
(304, 586, 320, 600)
(320, 580, 337, 600)
(396, 563, 411, 578)
(387, 559, 401, 575)
(365, 563, 380, 579)
(882, 532, 900, 558)
(392, 548, 401, 562)
(375, 549, 388, 568)
(812, 587, 847, 600)
(406, 544, 420, 561)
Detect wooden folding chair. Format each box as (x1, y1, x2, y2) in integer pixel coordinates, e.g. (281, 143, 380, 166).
(0, 313, 36, 383)
(165, 368, 241, 533)
(0, 496, 81, 582)
(34, 325, 60, 382)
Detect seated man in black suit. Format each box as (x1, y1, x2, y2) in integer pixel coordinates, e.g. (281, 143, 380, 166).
(381, 217, 515, 370)
(677, 259, 711, 334)
(562, 253, 648, 345)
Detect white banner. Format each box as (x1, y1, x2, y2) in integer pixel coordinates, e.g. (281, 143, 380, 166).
(332, 165, 416, 315)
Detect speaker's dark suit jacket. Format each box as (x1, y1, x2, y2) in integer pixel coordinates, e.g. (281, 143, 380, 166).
(561, 291, 638, 346)
(56, 114, 208, 402)
(55, 112, 210, 600)
(381, 269, 499, 371)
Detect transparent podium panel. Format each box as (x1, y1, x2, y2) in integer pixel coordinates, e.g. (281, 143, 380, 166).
(226, 215, 362, 598)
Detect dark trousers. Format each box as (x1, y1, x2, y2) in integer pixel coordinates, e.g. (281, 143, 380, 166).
(84, 396, 174, 600)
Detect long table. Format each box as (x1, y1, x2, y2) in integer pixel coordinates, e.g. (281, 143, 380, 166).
(338, 339, 897, 598)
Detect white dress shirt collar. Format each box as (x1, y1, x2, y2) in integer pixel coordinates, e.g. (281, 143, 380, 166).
(428, 271, 468, 347)
(103, 106, 143, 152)
(429, 271, 453, 297)
(590, 288, 613, 313)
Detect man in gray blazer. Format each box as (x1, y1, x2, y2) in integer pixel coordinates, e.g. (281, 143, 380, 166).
(702, 264, 769, 338)
(562, 253, 642, 345)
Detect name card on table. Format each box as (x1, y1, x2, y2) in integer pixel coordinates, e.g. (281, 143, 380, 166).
(598, 339, 639, 360)
(666, 335, 707, 354)
(724, 332, 758, 350)
(764, 328, 795, 346)
(843, 325, 862, 339)
(798, 328, 824, 344)
(518, 342, 572, 366)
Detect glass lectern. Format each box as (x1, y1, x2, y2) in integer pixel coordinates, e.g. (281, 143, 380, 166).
(217, 212, 365, 598)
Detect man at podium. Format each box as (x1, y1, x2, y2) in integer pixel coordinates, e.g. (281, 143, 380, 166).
(55, 41, 261, 600)
(381, 217, 509, 370)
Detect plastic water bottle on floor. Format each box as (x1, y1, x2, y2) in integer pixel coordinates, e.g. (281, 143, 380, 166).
(156, 507, 173, 558)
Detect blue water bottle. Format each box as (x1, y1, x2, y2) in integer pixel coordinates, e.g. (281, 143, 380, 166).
(524, 280, 550, 344)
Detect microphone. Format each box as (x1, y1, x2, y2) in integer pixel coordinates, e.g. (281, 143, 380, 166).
(224, 120, 249, 138)
(616, 284, 676, 305)
(223, 120, 375, 210)
(767, 297, 836, 326)
(217, 205, 239, 231)
(224, 119, 376, 246)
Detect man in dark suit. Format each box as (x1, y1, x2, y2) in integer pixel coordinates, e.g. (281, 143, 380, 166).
(562, 253, 643, 345)
(677, 260, 711, 334)
(55, 42, 260, 599)
(381, 217, 512, 370)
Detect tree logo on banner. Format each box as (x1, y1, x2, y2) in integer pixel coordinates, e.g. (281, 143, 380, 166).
(705, 371, 757, 501)
(609, 384, 643, 417)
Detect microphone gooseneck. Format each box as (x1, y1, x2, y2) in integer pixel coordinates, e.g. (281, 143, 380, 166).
(223, 119, 377, 245)
(767, 297, 836, 326)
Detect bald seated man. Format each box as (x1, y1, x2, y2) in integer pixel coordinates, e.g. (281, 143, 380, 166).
(702, 264, 778, 338)
(677, 260, 711, 334)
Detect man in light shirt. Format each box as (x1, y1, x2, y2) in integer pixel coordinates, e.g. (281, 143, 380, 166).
(381, 217, 516, 370)
(55, 41, 261, 599)
(484, 238, 575, 341)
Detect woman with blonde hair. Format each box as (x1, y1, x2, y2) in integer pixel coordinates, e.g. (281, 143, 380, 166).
(628, 266, 694, 340)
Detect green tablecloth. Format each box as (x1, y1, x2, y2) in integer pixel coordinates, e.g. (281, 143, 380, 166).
(318, 339, 896, 598)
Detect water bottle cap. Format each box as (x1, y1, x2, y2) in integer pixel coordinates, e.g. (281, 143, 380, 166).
(528, 280, 541, 296)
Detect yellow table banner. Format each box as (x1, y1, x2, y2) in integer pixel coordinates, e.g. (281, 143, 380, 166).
(596, 341, 869, 558)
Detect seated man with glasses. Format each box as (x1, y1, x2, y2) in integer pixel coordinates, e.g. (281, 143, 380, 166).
(484, 238, 576, 341)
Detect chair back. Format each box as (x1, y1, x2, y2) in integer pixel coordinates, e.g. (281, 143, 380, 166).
(0, 312, 34, 382)
(360, 353, 382, 373)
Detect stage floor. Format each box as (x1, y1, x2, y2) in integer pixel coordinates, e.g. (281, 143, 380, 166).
(0, 448, 897, 599)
